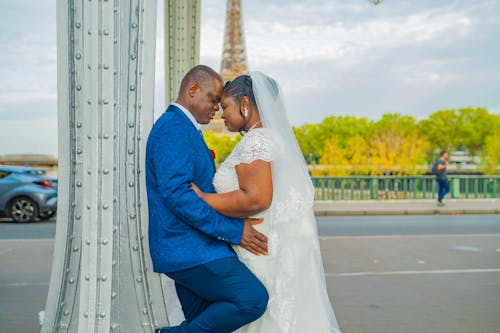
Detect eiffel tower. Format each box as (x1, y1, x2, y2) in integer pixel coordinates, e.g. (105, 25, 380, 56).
(220, 0, 248, 82)
(205, 0, 249, 134)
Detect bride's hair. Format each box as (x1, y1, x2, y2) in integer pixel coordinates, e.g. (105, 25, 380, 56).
(223, 75, 258, 108)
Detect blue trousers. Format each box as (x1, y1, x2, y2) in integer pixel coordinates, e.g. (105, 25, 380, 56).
(437, 178, 450, 202)
(165, 256, 268, 333)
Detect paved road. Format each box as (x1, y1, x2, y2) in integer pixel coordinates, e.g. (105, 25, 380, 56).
(316, 215, 500, 332)
(2, 214, 499, 239)
(314, 199, 500, 216)
(322, 234, 500, 333)
(0, 220, 56, 239)
(317, 214, 500, 236)
(1, 216, 500, 333)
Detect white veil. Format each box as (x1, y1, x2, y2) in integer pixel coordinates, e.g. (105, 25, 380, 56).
(250, 71, 315, 224)
(250, 72, 341, 332)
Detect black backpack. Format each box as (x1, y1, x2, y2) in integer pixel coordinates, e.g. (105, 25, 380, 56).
(431, 160, 439, 174)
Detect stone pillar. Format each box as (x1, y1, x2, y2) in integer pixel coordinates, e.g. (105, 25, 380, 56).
(42, 1, 169, 331)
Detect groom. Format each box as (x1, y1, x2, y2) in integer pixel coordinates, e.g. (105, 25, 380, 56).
(146, 65, 269, 333)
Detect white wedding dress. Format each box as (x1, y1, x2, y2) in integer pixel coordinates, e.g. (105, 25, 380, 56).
(213, 128, 342, 333)
(161, 72, 341, 332)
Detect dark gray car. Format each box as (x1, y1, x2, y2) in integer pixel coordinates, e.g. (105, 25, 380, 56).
(0, 166, 57, 222)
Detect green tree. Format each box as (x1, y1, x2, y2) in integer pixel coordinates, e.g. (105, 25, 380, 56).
(457, 107, 497, 156)
(420, 107, 496, 157)
(481, 134, 500, 174)
(480, 114, 500, 174)
(317, 135, 350, 176)
(295, 107, 494, 175)
(370, 114, 429, 175)
(293, 116, 372, 163)
(344, 134, 371, 175)
(293, 124, 321, 163)
(419, 109, 461, 154)
(317, 134, 371, 176)
(203, 131, 241, 167)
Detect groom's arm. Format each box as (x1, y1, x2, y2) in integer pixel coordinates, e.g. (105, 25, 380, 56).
(151, 129, 244, 245)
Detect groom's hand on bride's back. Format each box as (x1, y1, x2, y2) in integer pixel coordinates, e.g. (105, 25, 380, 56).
(240, 218, 268, 256)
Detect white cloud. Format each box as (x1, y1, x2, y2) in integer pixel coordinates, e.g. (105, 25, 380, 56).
(0, 118, 58, 155)
(0, 3, 57, 120)
(1, 0, 500, 156)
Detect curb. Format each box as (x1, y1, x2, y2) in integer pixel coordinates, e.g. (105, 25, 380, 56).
(312, 199, 500, 216)
(313, 209, 500, 216)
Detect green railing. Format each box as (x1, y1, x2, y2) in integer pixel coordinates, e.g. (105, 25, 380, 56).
(311, 175, 500, 200)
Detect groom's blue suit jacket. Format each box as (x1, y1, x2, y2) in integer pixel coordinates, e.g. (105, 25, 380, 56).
(146, 105, 244, 273)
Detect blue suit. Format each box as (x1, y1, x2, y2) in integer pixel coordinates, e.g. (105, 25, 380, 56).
(146, 105, 268, 332)
(146, 105, 243, 272)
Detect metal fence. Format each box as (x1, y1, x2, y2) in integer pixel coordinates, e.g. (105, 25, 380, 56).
(311, 175, 500, 200)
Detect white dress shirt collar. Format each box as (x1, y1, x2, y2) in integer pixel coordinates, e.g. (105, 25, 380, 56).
(171, 102, 201, 131)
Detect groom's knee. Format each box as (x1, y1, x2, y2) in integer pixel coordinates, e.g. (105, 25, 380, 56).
(250, 283, 269, 318)
(237, 280, 269, 320)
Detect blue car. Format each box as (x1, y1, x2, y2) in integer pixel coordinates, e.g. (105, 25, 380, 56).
(0, 165, 57, 222)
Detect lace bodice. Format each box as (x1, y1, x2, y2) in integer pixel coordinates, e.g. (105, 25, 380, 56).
(213, 128, 278, 194)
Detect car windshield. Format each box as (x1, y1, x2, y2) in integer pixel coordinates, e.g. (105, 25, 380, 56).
(0, 167, 47, 177)
(25, 169, 46, 175)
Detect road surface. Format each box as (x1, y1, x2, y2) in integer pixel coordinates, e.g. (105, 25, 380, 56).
(1, 215, 499, 333)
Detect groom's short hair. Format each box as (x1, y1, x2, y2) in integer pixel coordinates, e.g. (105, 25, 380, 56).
(179, 65, 223, 96)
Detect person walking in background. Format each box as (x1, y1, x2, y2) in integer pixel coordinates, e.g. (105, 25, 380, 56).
(432, 151, 450, 206)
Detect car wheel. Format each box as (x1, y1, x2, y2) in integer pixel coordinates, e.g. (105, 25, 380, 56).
(9, 197, 39, 222)
(39, 210, 56, 220)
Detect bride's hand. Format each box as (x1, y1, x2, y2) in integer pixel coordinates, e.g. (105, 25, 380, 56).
(191, 183, 204, 198)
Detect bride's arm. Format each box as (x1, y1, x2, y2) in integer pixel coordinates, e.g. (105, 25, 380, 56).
(192, 159, 273, 218)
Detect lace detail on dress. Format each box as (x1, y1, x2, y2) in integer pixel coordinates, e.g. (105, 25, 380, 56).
(224, 128, 278, 167)
(271, 185, 314, 225)
(267, 235, 297, 332)
(213, 128, 277, 195)
(234, 226, 298, 333)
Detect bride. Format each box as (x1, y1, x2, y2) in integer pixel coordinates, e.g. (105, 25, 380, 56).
(191, 72, 342, 333)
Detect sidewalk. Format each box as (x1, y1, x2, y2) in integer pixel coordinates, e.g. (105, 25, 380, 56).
(313, 199, 500, 216)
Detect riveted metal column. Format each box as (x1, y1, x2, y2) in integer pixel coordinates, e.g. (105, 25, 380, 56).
(164, 0, 201, 103)
(42, 1, 167, 332)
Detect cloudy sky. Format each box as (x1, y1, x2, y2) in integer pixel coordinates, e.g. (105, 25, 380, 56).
(1, 0, 499, 157)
